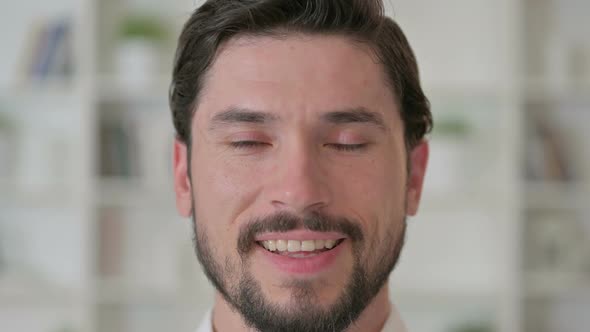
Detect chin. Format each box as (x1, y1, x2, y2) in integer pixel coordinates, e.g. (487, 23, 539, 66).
(256, 273, 350, 309)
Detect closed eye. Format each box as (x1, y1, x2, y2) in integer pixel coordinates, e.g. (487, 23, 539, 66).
(325, 143, 369, 152)
(229, 141, 270, 150)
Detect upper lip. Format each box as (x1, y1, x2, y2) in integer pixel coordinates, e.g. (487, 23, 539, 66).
(254, 230, 347, 242)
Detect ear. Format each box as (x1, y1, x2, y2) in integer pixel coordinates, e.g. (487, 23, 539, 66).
(406, 140, 429, 216)
(173, 138, 193, 217)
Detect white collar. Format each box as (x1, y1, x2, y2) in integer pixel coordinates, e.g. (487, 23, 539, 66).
(196, 303, 407, 332)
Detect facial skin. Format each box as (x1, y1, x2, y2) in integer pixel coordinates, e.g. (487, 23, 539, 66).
(173, 34, 428, 331)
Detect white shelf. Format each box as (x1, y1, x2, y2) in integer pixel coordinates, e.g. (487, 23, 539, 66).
(524, 271, 590, 299)
(420, 187, 514, 211)
(0, 181, 83, 208)
(0, 273, 85, 305)
(524, 79, 590, 102)
(97, 74, 170, 104)
(95, 281, 208, 305)
(390, 286, 498, 306)
(96, 177, 175, 208)
(422, 80, 517, 100)
(524, 181, 589, 210)
(0, 77, 75, 93)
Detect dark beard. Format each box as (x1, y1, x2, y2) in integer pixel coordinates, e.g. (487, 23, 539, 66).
(192, 210, 406, 332)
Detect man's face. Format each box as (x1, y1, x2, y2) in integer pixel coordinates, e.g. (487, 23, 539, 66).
(174, 35, 428, 331)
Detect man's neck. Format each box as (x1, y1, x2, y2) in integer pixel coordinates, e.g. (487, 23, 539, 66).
(211, 283, 392, 332)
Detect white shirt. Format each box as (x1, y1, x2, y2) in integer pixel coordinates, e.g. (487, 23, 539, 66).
(196, 304, 407, 332)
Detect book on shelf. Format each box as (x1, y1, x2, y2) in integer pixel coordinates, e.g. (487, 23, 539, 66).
(99, 105, 173, 185)
(16, 17, 74, 85)
(97, 208, 124, 277)
(99, 114, 140, 178)
(524, 104, 576, 182)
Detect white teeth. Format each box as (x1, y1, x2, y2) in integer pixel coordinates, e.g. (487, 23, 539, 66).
(301, 240, 315, 252)
(287, 240, 301, 252)
(267, 240, 276, 251)
(324, 239, 336, 249)
(314, 239, 325, 249)
(261, 239, 341, 252)
(276, 240, 288, 252)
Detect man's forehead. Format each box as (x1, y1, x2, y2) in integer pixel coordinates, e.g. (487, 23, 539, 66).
(208, 33, 385, 85)
(196, 33, 399, 128)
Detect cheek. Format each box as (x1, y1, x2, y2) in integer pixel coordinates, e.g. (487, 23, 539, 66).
(336, 156, 406, 211)
(191, 161, 254, 266)
(192, 153, 263, 229)
(332, 155, 407, 246)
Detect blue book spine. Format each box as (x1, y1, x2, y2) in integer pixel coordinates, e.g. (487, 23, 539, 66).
(34, 19, 68, 81)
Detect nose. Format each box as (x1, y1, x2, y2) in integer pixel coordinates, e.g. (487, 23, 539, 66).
(264, 144, 332, 214)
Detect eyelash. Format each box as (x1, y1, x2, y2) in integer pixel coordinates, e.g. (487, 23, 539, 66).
(229, 141, 368, 152)
(326, 143, 368, 152)
(229, 141, 269, 149)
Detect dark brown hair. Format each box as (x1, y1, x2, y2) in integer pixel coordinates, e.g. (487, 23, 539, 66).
(169, 0, 432, 150)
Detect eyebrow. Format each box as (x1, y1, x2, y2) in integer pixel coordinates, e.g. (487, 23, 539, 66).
(321, 108, 387, 130)
(209, 107, 279, 129)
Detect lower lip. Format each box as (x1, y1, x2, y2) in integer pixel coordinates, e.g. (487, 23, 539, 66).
(255, 240, 346, 275)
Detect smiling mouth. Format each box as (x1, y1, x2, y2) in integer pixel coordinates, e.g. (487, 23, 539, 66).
(256, 239, 345, 258)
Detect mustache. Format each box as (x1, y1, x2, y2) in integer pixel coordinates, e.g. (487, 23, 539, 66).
(237, 211, 364, 255)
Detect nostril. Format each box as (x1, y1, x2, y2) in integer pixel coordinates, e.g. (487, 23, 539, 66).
(271, 200, 286, 208)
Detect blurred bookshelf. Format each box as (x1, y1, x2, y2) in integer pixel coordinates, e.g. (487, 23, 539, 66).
(520, 1, 590, 332)
(0, 0, 589, 332)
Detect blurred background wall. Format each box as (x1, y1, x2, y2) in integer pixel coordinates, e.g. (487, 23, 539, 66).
(0, 0, 588, 331)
